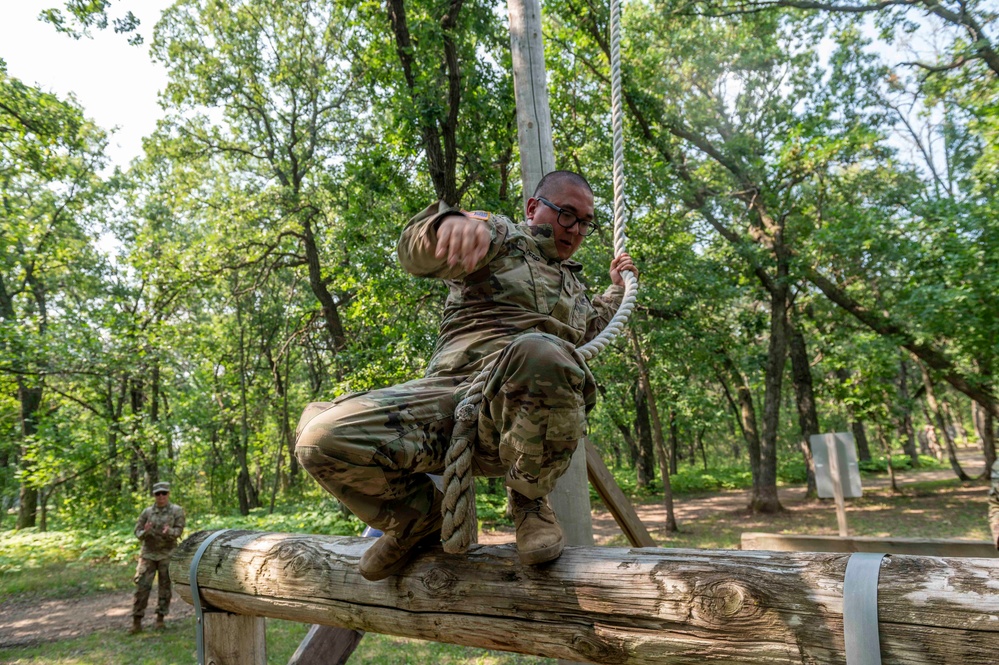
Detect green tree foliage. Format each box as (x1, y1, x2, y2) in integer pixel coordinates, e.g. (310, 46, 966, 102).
(0, 65, 109, 528)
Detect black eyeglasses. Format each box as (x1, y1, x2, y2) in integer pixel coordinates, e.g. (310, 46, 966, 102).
(537, 197, 598, 236)
(154, 491, 168, 496)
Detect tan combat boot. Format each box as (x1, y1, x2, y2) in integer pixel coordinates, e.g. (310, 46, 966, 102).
(511, 491, 564, 565)
(130, 617, 142, 634)
(358, 491, 443, 581)
(155, 614, 165, 629)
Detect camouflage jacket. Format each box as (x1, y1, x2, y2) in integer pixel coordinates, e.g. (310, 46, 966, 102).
(989, 459, 999, 549)
(398, 201, 625, 378)
(134, 503, 186, 561)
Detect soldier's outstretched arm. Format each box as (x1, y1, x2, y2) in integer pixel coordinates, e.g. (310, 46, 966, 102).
(398, 201, 505, 279)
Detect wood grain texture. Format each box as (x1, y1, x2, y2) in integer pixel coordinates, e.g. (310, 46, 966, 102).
(172, 530, 999, 665)
(286, 624, 364, 665)
(742, 532, 999, 557)
(203, 612, 265, 665)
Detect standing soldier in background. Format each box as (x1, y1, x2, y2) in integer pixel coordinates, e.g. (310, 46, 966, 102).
(130, 481, 186, 633)
(989, 459, 999, 550)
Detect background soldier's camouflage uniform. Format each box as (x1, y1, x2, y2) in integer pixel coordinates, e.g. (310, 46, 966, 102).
(296, 201, 623, 537)
(132, 500, 186, 620)
(989, 459, 999, 549)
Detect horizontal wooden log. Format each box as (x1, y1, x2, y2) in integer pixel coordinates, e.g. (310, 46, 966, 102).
(171, 530, 999, 665)
(742, 532, 999, 557)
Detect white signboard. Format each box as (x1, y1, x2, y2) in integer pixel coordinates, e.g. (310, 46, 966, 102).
(810, 432, 863, 499)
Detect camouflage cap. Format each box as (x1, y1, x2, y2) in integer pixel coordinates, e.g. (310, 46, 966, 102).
(152, 482, 171, 495)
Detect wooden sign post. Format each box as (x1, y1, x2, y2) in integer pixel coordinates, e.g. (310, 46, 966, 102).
(810, 432, 863, 537)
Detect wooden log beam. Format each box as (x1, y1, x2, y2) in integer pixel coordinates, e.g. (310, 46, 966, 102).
(742, 532, 999, 557)
(171, 530, 999, 665)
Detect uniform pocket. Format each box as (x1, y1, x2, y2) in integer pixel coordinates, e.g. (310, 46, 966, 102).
(478, 251, 536, 310)
(547, 406, 585, 442)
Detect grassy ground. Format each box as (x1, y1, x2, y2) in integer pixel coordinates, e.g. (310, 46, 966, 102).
(1, 465, 992, 664)
(0, 620, 554, 665)
(638, 480, 993, 551)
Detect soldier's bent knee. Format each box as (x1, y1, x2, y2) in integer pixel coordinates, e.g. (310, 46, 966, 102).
(505, 333, 573, 368)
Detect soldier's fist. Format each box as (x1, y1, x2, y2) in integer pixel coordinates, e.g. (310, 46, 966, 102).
(436, 213, 491, 273)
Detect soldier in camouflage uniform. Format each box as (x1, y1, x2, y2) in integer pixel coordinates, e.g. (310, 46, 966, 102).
(130, 481, 186, 633)
(296, 171, 637, 580)
(989, 459, 999, 550)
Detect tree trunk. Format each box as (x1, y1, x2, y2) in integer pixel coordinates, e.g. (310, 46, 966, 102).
(386, 0, 464, 205)
(942, 400, 970, 448)
(631, 331, 677, 532)
(301, 214, 347, 353)
(851, 420, 872, 463)
(615, 421, 644, 485)
(973, 400, 997, 473)
(632, 380, 656, 490)
(753, 275, 788, 514)
(15, 382, 42, 530)
(788, 319, 819, 498)
(876, 424, 900, 493)
(697, 427, 707, 470)
(718, 355, 762, 500)
(918, 360, 972, 481)
(896, 358, 920, 466)
(668, 409, 679, 476)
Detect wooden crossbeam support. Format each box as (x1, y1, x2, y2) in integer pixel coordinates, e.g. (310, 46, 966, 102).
(584, 439, 656, 547)
(172, 529, 999, 665)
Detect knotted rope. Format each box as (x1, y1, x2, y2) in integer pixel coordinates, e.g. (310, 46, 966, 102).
(441, 0, 637, 553)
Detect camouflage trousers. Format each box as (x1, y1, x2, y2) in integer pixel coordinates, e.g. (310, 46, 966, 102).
(132, 557, 171, 618)
(296, 333, 596, 538)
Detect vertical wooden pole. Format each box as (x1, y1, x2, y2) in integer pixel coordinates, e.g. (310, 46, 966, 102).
(507, 0, 556, 205)
(507, 0, 592, 548)
(508, 7, 592, 665)
(203, 612, 266, 665)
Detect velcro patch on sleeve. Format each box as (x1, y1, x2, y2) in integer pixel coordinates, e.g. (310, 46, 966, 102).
(463, 210, 490, 222)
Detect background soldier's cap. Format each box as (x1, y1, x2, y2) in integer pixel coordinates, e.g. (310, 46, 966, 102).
(152, 482, 171, 495)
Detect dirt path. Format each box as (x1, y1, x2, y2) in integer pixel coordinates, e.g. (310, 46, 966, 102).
(0, 589, 194, 648)
(480, 450, 986, 545)
(0, 450, 986, 649)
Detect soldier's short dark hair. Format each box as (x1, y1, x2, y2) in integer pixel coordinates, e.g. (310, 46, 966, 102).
(533, 170, 592, 200)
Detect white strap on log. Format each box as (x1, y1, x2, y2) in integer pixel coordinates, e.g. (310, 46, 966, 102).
(190, 528, 232, 665)
(843, 552, 887, 665)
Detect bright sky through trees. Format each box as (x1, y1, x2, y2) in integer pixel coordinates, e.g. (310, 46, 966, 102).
(0, 1, 172, 167)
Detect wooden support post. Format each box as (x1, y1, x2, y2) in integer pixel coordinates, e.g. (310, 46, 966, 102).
(173, 529, 999, 665)
(203, 612, 266, 665)
(506, 17, 594, 665)
(507, 0, 555, 207)
(584, 439, 656, 547)
(287, 625, 364, 665)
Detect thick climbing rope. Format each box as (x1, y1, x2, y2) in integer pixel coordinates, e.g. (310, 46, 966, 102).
(441, 0, 638, 553)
